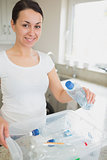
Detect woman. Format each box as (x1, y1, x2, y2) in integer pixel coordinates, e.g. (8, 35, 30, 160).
(0, 0, 95, 149)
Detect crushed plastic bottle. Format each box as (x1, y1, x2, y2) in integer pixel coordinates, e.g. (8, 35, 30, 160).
(65, 80, 93, 110)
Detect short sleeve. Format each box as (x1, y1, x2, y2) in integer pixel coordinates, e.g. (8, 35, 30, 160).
(45, 54, 55, 73)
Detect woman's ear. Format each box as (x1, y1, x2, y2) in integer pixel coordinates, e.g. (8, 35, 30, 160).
(11, 19, 16, 32)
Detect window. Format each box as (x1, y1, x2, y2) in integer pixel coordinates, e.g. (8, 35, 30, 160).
(65, 0, 107, 69)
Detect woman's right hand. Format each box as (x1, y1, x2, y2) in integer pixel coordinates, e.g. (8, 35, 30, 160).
(0, 116, 9, 148)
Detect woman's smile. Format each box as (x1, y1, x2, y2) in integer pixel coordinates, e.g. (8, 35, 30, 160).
(24, 37, 36, 43)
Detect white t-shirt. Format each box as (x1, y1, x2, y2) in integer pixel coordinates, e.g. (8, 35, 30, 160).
(0, 50, 54, 123)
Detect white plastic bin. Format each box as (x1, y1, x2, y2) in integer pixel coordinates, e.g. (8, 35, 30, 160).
(7, 110, 107, 160)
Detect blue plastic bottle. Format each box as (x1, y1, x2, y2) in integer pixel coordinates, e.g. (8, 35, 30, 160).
(65, 80, 92, 110)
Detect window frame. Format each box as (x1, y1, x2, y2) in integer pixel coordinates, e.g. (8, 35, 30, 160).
(65, 0, 104, 65)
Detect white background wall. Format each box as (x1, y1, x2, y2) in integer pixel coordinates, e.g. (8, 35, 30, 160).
(34, 0, 63, 62)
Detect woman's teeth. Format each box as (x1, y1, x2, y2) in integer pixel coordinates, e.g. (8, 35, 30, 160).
(25, 38, 35, 42)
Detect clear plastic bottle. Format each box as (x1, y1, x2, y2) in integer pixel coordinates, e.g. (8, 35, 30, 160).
(65, 80, 93, 110)
(29, 129, 46, 160)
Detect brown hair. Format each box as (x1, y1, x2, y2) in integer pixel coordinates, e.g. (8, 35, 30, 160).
(12, 0, 44, 24)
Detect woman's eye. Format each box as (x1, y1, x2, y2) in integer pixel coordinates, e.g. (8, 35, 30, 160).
(22, 24, 29, 28)
(35, 25, 41, 29)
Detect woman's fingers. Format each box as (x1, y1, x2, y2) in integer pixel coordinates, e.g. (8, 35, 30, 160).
(4, 125, 9, 138)
(91, 92, 96, 104)
(0, 125, 7, 148)
(83, 87, 96, 104)
(0, 118, 9, 149)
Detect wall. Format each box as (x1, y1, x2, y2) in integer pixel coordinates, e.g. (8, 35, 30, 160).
(35, 0, 63, 62)
(0, 44, 13, 51)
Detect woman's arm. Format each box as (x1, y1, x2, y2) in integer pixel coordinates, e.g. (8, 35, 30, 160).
(48, 68, 72, 103)
(48, 68, 95, 104)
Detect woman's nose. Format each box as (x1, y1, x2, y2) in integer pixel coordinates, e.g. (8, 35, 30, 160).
(28, 27, 35, 36)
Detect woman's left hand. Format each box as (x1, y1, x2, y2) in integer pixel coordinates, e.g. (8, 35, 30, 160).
(83, 87, 96, 104)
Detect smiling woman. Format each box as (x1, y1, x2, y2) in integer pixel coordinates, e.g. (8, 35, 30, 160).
(11, 9, 42, 48)
(0, 0, 95, 150)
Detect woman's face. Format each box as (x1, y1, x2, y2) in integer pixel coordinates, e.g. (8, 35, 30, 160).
(11, 9, 42, 48)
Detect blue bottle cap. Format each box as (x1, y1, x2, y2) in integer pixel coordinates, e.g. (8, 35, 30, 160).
(65, 81, 74, 90)
(47, 139, 55, 143)
(47, 139, 55, 147)
(32, 129, 39, 136)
